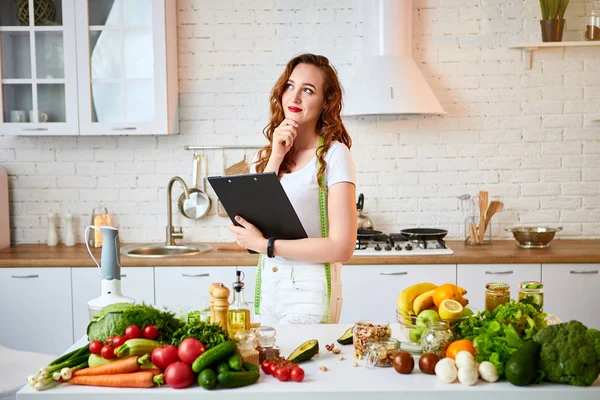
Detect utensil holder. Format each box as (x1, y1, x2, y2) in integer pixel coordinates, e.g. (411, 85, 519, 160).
(464, 217, 491, 246)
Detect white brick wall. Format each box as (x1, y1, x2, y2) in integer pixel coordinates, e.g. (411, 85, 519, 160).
(1, 0, 600, 244)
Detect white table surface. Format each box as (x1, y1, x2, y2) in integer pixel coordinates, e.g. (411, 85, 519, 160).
(17, 323, 600, 400)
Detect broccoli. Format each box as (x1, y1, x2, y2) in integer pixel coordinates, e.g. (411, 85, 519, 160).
(533, 320, 600, 386)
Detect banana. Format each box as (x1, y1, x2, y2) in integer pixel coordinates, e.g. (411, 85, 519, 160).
(412, 289, 436, 315)
(458, 286, 467, 295)
(397, 283, 438, 315)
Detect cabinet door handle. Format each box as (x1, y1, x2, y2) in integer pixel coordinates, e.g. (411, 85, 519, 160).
(485, 270, 513, 275)
(120, 274, 127, 278)
(111, 127, 137, 131)
(22, 128, 48, 131)
(11, 274, 39, 278)
(570, 270, 599, 275)
(380, 272, 408, 276)
(182, 273, 209, 277)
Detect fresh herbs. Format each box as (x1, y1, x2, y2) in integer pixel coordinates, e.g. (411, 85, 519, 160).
(453, 300, 547, 377)
(170, 311, 229, 349)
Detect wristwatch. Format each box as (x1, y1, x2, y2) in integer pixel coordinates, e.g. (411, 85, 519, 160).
(267, 237, 276, 258)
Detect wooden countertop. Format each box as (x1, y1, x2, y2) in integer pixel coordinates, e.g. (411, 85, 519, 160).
(1, 240, 599, 267)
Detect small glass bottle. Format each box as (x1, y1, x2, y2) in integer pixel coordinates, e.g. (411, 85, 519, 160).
(420, 321, 454, 357)
(227, 271, 251, 337)
(255, 326, 280, 363)
(585, 10, 600, 41)
(485, 282, 510, 312)
(234, 330, 260, 367)
(518, 281, 544, 310)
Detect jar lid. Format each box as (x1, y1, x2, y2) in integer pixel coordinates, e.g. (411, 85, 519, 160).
(519, 281, 543, 290)
(256, 326, 276, 346)
(486, 282, 510, 291)
(233, 330, 256, 350)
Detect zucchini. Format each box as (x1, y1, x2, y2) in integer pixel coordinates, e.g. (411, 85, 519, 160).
(287, 339, 319, 364)
(88, 353, 114, 368)
(192, 340, 236, 373)
(337, 327, 354, 345)
(228, 351, 243, 371)
(217, 362, 260, 388)
(114, 338, 161, 358)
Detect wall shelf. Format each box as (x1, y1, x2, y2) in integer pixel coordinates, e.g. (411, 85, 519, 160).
(510, 41, 600, 69)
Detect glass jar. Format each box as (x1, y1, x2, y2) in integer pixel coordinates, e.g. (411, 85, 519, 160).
(353, 321, 391, 358)
(234, 330, 260, 366)
(364, 338, 400, 368)
(420, 321, 454, 357)
(485, 282, 510, 312)
(255, 326, 280, 363)
(518, 281, 544, 310)
(585, 10, 600, 41)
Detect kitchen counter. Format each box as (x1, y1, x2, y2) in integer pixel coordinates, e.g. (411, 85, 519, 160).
(17, 323, 600, 400)
(1, 240, 600, 268)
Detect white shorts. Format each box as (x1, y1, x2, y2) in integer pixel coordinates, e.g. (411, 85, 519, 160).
(258, 258, 342, 325)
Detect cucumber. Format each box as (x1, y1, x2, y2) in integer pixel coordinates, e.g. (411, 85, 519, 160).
(337, 327, 354, 345)
(192, 341, 236, 373)
(217, 362, 260, 388)
(228, 351, 243, 371)
(287, 339, 319, 364)
(216, 361, 231, 374)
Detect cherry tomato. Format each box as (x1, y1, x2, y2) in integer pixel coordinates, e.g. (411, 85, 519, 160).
(101, 344, 115, 360)
(290, 366, 305, 382)
(112, 335, 127, 347)
(261, 360, 272, 375)
(143, 325, 159, 340)
(269, 362, 278, 376)
(125, 325, 142, 339)
(105, 336, 114, 346)
(275, 367, 290, 382)
(89, 340, 103, 355)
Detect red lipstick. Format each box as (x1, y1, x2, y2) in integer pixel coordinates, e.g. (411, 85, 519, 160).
(288, 106, 302, 113)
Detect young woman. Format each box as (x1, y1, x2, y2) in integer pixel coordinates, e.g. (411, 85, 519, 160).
(229, 53, 357, 325)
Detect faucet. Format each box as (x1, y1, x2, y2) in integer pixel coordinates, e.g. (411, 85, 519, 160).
(166, 176, 190, 246)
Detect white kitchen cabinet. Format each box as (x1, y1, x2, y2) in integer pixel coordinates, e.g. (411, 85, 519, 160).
(542, 264, 600, 330)
(457, 264, 541, 312)
(0, 268, 73, 354)
(71, 267, 155, 342)
(154, 266, 242, 312)
(1, 0, 178, 136)
(339, 264, 456, 324)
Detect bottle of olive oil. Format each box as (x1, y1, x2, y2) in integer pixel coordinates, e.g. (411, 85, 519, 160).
(228, 270, 250, 337)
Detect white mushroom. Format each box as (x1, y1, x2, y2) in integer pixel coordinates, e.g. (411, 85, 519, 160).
(458, 366, 479, 386)
(478, 361, 499, 382)
(435, 358, 457, 384)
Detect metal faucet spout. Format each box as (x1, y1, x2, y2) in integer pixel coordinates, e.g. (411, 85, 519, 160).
(167, 176, 190, 246)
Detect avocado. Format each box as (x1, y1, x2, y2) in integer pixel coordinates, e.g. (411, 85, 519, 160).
(287, 339, 319, 363)
(505, 341, 541, 386)
(337, 326, 354, 345)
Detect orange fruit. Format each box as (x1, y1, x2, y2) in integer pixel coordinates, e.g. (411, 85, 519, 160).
(445, 339, 476, 360)
(432, 283, 465, 308)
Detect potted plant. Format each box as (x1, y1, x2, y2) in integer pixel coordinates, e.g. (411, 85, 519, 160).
(539, 0, 570, 42)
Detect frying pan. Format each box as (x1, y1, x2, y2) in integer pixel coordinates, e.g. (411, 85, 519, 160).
(399, 228, 448, 241)
(178, 153, 211, 219)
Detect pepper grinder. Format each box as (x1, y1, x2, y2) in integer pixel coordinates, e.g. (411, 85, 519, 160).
(208, 282, 221, 322)
(212, 284, 230, 331)
(64, 212, 76, 246)
(46, 212, 58, 247)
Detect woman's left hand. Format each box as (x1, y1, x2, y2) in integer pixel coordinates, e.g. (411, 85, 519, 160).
(228, 216, 267, 253)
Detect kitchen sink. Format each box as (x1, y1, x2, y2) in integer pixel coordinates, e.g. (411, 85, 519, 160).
(121, 243, 213, 258)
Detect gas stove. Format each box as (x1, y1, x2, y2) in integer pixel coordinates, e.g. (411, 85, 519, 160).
(353, 232, 454, 256)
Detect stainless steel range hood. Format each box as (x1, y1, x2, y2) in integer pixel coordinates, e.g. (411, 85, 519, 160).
(342, 0, 446, 116)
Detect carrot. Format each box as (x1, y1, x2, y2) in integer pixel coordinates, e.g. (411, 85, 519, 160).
(68, 371, 163, 388)
(72, 356, 141, 377)
(144, 368, 163, 376)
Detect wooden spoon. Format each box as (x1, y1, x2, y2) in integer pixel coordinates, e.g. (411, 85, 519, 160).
(478, 191, 489, 240)
(483, 201, 504, 234)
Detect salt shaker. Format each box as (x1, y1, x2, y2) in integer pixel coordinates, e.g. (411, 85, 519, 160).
(46, 212, 58, 247)
(64, 212, 75, 246)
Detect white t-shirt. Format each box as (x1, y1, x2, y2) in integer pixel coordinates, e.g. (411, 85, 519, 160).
(251, 140, 356, 241)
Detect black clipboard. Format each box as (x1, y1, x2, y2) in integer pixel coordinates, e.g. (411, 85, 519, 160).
(208, 172, 308, 254)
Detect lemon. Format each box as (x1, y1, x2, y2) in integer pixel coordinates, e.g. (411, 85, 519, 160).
(439, 299, 463, 322)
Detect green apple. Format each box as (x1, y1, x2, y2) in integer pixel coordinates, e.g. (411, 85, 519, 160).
(409, 327, 423, 343)
(416, 309, 440, 328)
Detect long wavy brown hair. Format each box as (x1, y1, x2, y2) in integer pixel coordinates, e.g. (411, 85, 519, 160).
(254, 53, 352, 190)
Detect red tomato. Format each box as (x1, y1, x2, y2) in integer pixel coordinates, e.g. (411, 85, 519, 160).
(269, 362, 278, 376)
(125, 325, 142, 339)
(275, 367, 290, 382)
(112, 335, 127, 347)
(89, 340, 103, 355)
(177, 338, 206, 365)
(143, 325, 159, 340)
(261, 360, 272, 375)
(151, 344, 179, 369)
(101, 344, 115, 359)
(105, 336, 114, 346)
(290, 366, 305, 382)
(164, 361, 194, 389)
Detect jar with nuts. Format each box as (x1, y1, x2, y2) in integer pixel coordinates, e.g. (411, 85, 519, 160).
(364, 338, 400, 368)
(352, 321, 391, 358)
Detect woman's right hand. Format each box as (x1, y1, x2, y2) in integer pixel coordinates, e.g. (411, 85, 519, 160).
(271, 118, 298, 161)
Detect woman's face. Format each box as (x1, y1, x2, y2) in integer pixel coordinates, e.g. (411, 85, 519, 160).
(281, 63, 326, 126)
